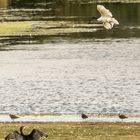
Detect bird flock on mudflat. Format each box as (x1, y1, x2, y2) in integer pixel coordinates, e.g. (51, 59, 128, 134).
(81, 113, 128, 121)
(9, 112, 128, 122)
(6, 112, 128, 140)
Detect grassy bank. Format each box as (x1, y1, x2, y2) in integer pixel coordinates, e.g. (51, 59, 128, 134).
(0, 122, 140, 140)
(0, 21, 102, 37)
(0, 22, 32, 37)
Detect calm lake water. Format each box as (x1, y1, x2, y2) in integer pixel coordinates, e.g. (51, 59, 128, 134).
(0, 1, 140, 115)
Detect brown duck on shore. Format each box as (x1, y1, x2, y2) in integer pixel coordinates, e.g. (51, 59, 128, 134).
(9, 114, 20, 121)
(118, 114, 128, 120)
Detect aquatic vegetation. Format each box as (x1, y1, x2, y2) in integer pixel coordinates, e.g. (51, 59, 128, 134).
(0, 22, 31, 36)
(0, 21, 102, 37)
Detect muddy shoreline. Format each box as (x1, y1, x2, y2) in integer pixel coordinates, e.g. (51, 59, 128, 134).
(0, 113, 140, 123)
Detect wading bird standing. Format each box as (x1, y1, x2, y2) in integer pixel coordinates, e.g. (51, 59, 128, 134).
(9, 114, 20, 121)
(81, 113, 88, 119)
(118, 114, 128, 121)
(95, 5, 119, 30)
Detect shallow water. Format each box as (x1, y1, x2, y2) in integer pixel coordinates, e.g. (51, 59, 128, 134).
(0, 38, 140, 114)
(1, 114, 140, 123)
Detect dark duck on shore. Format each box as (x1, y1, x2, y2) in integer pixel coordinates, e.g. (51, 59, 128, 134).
(81, 113, 88, 119)
(5, 126, 48, 140)
(20, 126, 48, 140)
(118, 114, 128, 120)
(9, 114, 20, 121)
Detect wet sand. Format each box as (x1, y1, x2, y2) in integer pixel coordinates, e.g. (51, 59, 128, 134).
(1, 114, 140, 123)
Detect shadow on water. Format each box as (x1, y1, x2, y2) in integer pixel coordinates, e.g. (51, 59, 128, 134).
(1, 0, 139, 24)
(0, 26, 139, 47)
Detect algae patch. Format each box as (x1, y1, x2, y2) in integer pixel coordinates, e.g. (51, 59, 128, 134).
(0, 21, 102, 37)
(0, 22, 32, 36)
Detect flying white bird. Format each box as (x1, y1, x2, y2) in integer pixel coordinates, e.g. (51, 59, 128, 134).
(96, 5, 119, 30)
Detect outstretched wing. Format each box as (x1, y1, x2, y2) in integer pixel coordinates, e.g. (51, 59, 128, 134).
(97, 5, 112, 17)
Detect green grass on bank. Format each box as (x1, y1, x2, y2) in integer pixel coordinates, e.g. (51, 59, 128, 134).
(0, 21, 102, 37)
(0, 122, 140, 140)
(0, 22, 31, 36)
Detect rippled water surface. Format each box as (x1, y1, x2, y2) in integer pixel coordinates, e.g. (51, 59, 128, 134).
(0, 38, 140, 114)
(0, 1, 140, 115)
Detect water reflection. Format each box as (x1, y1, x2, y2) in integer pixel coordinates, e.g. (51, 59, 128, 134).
(0, 1, 139, 26)
(0, 1, 139, 45)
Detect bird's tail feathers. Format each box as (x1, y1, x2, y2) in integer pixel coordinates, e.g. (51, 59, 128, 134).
(103, 22, 113, 30)
(112, 18, 119, 25)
